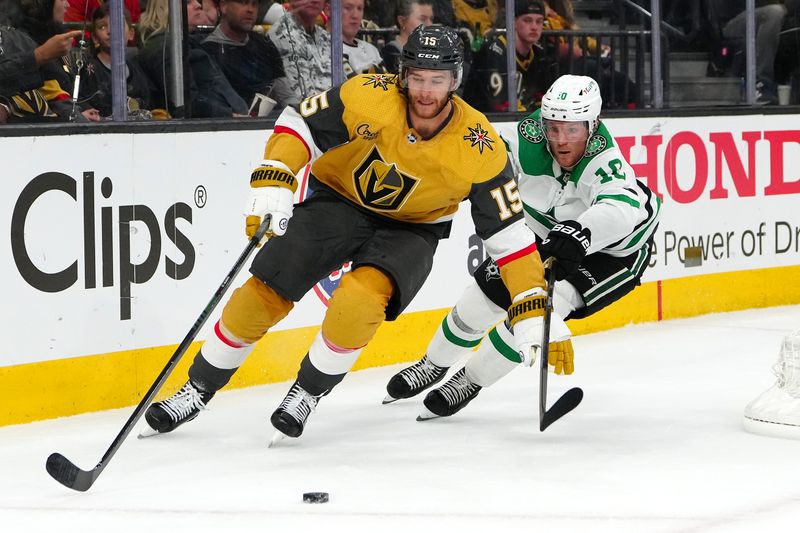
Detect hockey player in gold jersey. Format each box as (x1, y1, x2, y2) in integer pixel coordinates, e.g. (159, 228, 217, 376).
(141, 25, 570, 441)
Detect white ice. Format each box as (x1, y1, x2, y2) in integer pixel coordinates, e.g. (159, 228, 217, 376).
(2, 306, 799, 533)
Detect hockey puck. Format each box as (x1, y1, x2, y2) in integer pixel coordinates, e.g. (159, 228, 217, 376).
(302, 492, 329, 504)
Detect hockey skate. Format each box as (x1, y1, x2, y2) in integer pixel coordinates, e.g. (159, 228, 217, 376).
(139, 380, 214, 437)
(418, 368, 482, 420)
(269, 381, 322, 444)
(743, 331, 800, 439)
(383, 355, 448, 404)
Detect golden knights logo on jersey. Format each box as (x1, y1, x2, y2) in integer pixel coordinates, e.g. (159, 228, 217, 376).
(463, 123, 495, 154)
(361, 74, 396, 91)
(353, 146, 420, 211)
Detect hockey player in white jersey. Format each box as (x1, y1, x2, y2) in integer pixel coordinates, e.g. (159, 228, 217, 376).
(384, 74, 662, 418)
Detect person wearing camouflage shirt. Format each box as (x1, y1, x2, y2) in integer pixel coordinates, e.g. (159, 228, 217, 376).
(267, 0, 331, 100)
(385, 75, 662, 420)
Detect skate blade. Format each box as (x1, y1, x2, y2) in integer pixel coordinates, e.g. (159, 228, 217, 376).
(137, 424, 160, 439)
(416, 407, 440, 421)
(382, 395, 399, 405)
(267, 431, 287, 448)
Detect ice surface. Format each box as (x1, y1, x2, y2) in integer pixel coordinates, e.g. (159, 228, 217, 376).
(2, 306, 799, 533)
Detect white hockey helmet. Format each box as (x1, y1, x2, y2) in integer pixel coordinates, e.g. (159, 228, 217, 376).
(541, 75, 602, 134)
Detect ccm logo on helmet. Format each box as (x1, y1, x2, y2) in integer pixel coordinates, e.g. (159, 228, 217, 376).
(418, 53, 441, 59)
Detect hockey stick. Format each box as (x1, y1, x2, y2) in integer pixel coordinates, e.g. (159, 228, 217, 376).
(45, 216, 273, 491)
(539, 258, 583, 431)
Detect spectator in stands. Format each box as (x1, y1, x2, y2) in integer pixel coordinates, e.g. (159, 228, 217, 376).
(0, 12, 79, 98)
(545, 0, 637, 108)
(1, 2, 82, 122)
(714, 0, 788, 104)
(65, 0, 141, 23)
(364, 0, 394, 27)
(268, 0, 332, 100)
(201, 0, 220, 24)
(432, 0, 456, 27)
(381, 0, 434, 73)
(463, 0, 552, 112)
(452, 0, 498, 46)
(326, 0, 385, 77)
(78, 4, 152, 118)
(201, 0, 295, 108)
(774, 0, 800, 96)
(259, 0, 286, 24)
(15, 0, 101, 120)
(138, 0, 250, 118)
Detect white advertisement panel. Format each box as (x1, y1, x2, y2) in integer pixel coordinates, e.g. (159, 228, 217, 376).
(2, 129, 476, 366)
(3, 113, 800, 367)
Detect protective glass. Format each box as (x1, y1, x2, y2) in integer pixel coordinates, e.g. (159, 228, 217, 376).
(542, 119, 590, 143)
(403, 69, 457, 92)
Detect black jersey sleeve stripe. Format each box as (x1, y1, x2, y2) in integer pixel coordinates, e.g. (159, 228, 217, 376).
(468, 159, 524, 240)
(293, 86, 350, 153)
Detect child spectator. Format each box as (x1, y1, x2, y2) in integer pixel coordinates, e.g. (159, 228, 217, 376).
(79, 4, 152, 118)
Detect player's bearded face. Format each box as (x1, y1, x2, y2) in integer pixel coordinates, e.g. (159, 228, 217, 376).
(544, 119, 590, 169)
(405, 69, 456, 119)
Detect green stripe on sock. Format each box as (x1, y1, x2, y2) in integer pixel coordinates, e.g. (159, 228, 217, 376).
(441, 317, 481, 348)
(489, 327, 522, 363)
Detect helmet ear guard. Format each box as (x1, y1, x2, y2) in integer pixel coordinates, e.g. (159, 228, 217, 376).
(400, 25, 464, 92)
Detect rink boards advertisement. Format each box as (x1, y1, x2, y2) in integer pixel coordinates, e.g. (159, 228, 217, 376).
(2, 113, 800, 424)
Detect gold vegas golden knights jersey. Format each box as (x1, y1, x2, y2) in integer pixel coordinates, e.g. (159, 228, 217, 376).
(263, 73, 544, 292)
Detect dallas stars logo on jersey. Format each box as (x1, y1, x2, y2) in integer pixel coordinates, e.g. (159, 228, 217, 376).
(353, 146, 420, 211)
(518, 118, 544, 144)
(584, 134, 608, 157)
(362, 74, 396, 91)
(463, 123, 495, 154)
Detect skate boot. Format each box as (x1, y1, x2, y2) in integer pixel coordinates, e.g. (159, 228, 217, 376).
(140, 380, 215, 437)
(418, 368, 482, 420)
(384, 355, 448, 404)
(270, 381, 323, 439)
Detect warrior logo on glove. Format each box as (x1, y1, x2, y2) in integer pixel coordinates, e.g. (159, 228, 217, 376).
(246, 163, 298, 238)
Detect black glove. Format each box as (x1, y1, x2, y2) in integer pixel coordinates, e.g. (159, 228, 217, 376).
(539, 220, 591, 280)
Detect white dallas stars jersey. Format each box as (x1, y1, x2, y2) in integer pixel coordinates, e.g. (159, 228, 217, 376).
(505, 109, 661, 257)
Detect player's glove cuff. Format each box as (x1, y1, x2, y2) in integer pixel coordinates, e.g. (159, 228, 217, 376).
(507, 288, 547, 327)
(250, 162, 298, 193)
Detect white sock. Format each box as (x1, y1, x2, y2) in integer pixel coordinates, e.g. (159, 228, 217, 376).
(465, 321, 519, 388)
(427, 282, 506, 368)
(308, 331, 362, 376)
(201, 320, 256, 369)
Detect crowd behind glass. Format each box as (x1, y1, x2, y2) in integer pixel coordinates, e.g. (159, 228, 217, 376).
(1, 0, 799, 123)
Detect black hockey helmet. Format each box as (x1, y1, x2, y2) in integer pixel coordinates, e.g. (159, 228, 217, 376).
(400, 25, 464, 90)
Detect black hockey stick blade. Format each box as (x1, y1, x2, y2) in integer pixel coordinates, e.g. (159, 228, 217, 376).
(46, 453, 98, 492)
(45, 216, 272, 492)
(540, 387, 584, 432)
